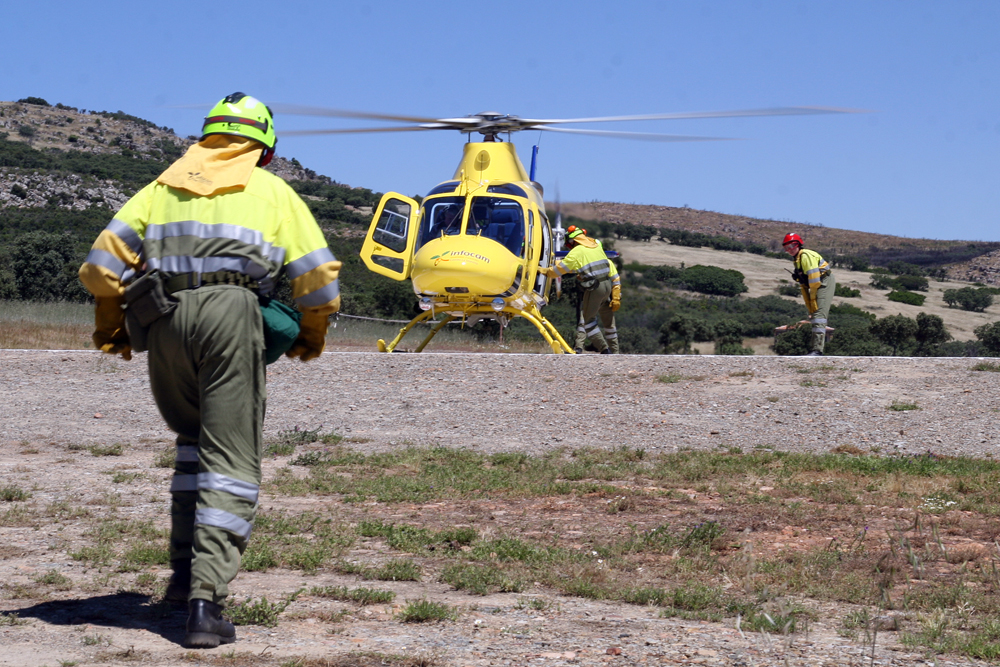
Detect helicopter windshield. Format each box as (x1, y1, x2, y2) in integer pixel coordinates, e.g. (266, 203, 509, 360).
(418, 197, 466, 248)
(468, 196, 524, 257)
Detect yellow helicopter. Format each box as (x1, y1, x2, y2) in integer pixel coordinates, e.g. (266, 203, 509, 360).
(276, 105, 861, 353)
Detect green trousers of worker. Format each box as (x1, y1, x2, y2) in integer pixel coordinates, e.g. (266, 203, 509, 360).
(572, 289, 587, 352)
(581, 279, 618, 354)
(810, 272, 835, 354)
(147, 285, 266, 607)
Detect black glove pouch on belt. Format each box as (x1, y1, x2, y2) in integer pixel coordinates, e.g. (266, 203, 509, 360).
(123, 270, 177, 353)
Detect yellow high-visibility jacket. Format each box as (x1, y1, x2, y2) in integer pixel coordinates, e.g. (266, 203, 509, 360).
(794, 248, 829, 314)
(552, 243, 620, 289)
(79, 167, 341, 317)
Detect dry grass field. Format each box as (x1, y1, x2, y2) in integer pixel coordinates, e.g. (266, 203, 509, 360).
(614, 239, 1000, 343)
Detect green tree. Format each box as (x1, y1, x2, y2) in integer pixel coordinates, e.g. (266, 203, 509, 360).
(618, 326, 660, 354)
(660, 314, 698, 354)
(6, 231, 89, 302)
(944, 286, 993, 312)
(974, 321, 1000, 356)
(871, 314, 918, 356)
(914, 312, 951, 356)
(713, 319, 752, 355)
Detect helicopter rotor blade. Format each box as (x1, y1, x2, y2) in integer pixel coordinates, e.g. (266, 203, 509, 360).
(268, 104, 449, 125)
(278, 125, 450, 137)
(535, 126, 739, 142)
(519, 106, 870, 127)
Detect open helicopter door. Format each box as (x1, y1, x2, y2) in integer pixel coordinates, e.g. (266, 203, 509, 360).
(361, 193, 420, 280)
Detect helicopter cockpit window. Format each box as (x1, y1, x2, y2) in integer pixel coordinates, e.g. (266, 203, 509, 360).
(371, 198, 412, 254)
(418, 197, 466, 248)
(486, 183, 527, 198)
(425, 181, 460, 196)
(469, 197, 524, 257)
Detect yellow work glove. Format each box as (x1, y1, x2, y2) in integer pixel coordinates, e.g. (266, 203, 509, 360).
(539, 266, 557, 278)
(286, 310, 329, 362)
(93, 296, 132, 360)
(610, 285, 621, 312)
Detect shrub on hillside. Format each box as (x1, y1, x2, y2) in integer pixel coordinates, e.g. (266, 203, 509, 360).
(679, 265, 747, 297)
(886, 261, 925, 276)
(887, 290, 925, 306)
(895, 274, 929, 292)
(834, 285, 861, 298)
(617, 326, 660, 354)
(772, 326, 810, 356)
(777, 283, 801, 297)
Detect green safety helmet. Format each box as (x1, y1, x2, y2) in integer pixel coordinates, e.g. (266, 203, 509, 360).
(202, 92, 277, 149)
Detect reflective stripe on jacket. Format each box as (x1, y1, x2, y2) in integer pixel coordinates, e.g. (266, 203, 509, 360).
(553, 244, 620, 288)
(79, 168, 341, 314)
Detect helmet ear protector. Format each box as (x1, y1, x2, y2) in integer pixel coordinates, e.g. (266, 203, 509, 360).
(202, 92, 278, 164)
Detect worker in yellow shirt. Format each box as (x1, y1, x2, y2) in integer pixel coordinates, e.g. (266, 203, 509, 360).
(79, 93, 341, 648)
(783, 233, 834, 356)
(541, 228, 619, 353)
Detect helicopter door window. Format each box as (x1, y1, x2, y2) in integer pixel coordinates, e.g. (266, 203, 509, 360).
(469, 197, 525, 258)
(419, 197, 466, 248)
(372, 199, 411, 254)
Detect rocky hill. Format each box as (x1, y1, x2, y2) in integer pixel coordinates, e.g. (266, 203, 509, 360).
(560, 202, 1000, 285)
(0, 98, 333, 212)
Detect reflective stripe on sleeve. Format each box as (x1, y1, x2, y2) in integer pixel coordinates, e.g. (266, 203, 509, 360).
(198, 472, 260, 503)
(296, 279, 340, 308)
(285, 248, 338, 280)
(84, 249, 128, 278)
(176, 446, 199, 462)
(267, 246, 287, 266)
(195, 508, 252, 540)
(107, 219, 143, 254)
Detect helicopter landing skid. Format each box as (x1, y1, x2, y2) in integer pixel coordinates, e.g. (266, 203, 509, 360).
(376, 304, 574, 354)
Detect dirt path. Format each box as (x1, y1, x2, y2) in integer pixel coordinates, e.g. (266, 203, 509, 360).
(1, 351, 998, 666)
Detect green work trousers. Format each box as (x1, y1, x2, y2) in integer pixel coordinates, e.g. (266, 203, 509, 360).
(581, 280, 618, 354)
(573, 288, 587, 352)
(147, 285, 266, 607)
(811, 272, 835, 353)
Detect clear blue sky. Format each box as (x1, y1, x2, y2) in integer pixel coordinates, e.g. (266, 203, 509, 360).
(5, 1, 999, 241)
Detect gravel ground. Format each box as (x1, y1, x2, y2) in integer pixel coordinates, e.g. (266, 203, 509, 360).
(1, 349, 999, 667)
(3, 350, 998, 458)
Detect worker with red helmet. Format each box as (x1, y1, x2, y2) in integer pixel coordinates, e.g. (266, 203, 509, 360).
(782, 233, 835, 356)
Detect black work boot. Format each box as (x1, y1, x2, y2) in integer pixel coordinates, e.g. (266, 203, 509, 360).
(184, 599, 236, 648)
(164, 559, 191, 604)
(600, 348, 611, 354)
